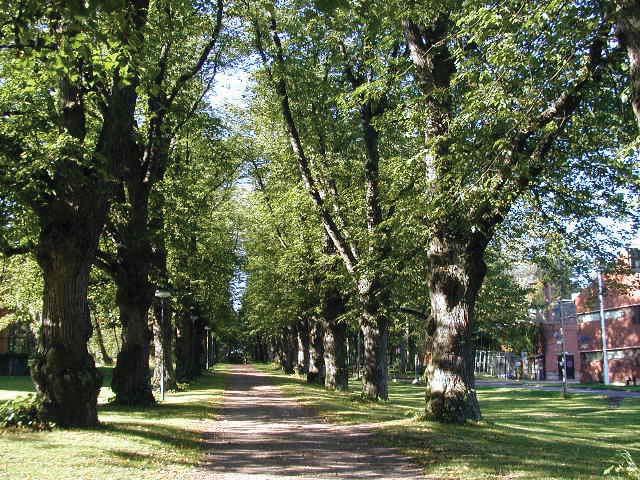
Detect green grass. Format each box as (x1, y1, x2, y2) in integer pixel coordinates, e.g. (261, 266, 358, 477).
(0, 365, 228, 480)
(254, 363, 640, 480)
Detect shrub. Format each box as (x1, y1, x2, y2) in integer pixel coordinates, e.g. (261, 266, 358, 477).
(0, 394, 54, 430)
(605, 451, 640, 479)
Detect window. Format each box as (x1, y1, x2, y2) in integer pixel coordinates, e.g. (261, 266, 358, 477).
(582, 351, 603, 363)
(632, 306, 640, 325)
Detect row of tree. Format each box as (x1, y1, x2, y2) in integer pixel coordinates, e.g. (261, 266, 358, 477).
(0, 0, 239, 427)
(1, 0, 639, 427)
(238, 0, 640, 423)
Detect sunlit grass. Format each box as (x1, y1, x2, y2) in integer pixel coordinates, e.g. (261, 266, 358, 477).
(254, 363, 640, 480)
(0, 365, 229, 480)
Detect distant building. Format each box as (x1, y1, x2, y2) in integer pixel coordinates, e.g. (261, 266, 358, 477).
(574, 248, 640, 385)
(540, 284, 580, 381)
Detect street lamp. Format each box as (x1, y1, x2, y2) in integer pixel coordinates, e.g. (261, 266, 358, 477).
(155, 289, 171, 401)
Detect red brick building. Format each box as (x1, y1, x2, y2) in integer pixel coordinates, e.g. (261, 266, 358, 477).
(574, 248, 640, 385)
(541, 294, 580, 381)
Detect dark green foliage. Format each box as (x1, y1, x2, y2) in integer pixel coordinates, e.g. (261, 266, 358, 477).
(0, 394, 53, 430)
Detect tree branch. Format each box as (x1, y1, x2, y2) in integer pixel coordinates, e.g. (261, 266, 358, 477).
(253, 14, 359, 273)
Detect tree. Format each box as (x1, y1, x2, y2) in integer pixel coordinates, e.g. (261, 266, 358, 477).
(95, 0, 225, 406)
(0, 0, 150, 426)
(400, 0, 638, 421)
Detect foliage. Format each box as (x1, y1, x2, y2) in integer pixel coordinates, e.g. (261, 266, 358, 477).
(0, 393, 52, 430)
(0, 254, 42, 329)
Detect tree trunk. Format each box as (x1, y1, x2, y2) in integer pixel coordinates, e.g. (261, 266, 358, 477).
(296, 320, 310, 374)
(323, 320, 348, 390)
(307, 321, 325, 384)
(31, 235, 102, 427)
(616, 0, 640, 128)
(92, 313, 113, 365)
(176, 311, 195, 381)
(424, 233, 487, 423)
(111, 220, 155, 406)
(151, 299, 176, 390)
(280, 327, 297, 374)
(359, 278, 389, 400)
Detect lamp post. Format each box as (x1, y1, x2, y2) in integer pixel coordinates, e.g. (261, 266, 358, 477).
(155, 289, 171, 401)
(559, 300, 568, 397)
(597, 271, 610, 385)
(204, 326, 211, 370)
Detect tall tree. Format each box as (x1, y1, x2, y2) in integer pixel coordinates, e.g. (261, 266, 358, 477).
(0, 0, 149, 426)
(95, 0, 225, 406)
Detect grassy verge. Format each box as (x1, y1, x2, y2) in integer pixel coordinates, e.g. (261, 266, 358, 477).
(254, 363, 640, 480)
(0, 365, 228, 480)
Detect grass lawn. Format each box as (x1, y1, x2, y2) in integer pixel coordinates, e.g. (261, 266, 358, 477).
(255, 363, 640, 480)
(0, 365, 228, 480)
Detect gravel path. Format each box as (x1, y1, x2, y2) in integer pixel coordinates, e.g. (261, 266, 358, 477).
(194, 364, 424, 479)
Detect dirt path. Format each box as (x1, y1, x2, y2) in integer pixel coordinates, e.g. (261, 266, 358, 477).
(194, 364, 424, 479)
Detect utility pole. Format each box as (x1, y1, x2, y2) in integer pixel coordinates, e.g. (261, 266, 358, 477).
(598, 271, 610, 385)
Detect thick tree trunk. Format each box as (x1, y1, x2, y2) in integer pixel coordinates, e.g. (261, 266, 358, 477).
(296, 320, 310, 374)
(176, 311, 195, 381)
(280, 327, 297, 374)
(616, 0, 640, 128)
(111, 209, 155, 406)
(92, 313, 113, 365)
(424, 234, 487, 423)
(111, 297, 154, 405)
(307, 321, 325, 384)
(323, 320, 348, 390)
(359, 278, 389, 400)
(31, 234, 102, 427)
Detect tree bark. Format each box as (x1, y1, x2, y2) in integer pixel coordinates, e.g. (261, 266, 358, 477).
(296, 320, 310, 374)
(111, 191, 155, 405)
(322, 284, 348, 391)
(176, 310, 199, 381)
(616, 0, 640, 128)
(307, 320, 325, 384)
(92, 313, 113, 365)
(151, 299, 176, 390)
(31, 230, 103, 427)
(280, 326, 297, 374)
(424, 233, 487, 423)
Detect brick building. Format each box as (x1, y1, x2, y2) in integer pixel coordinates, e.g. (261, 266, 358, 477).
(574, 248, 640, 385)
(541, 294, 580, 381)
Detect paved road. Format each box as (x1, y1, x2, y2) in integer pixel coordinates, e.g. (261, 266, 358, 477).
(193, 364, 423, 480)
(476, 380, 640, 398)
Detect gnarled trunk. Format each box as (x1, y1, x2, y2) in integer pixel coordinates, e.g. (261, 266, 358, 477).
(32, 230, 102, 427)
(424, 234, 487, 423)
(307, 321, 325, 384)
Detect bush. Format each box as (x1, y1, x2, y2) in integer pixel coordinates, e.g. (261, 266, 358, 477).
(0, 394, 54, 430)
(605, 451, 640, 479)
